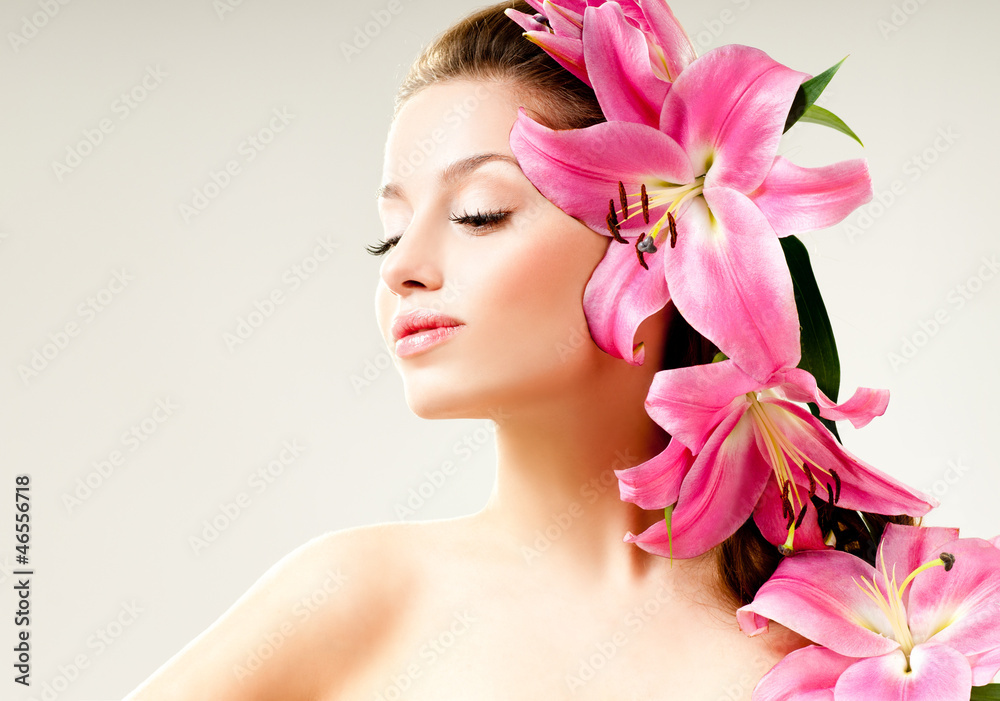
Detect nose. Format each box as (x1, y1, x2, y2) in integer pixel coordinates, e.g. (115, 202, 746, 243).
(379, 210, 445, 297)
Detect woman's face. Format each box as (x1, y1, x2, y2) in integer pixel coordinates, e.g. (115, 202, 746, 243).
(374, 80, 657, 419)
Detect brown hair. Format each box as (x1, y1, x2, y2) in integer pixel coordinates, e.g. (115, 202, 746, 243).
(397, 0, 914, 607)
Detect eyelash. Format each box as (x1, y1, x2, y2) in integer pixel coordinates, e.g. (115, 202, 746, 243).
(366, 209, 511, 257)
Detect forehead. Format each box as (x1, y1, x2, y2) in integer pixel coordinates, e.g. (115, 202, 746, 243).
(382, 80, 521, 185)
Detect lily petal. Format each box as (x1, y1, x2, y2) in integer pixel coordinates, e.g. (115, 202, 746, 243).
(582, 235, 670, 364)
(659, 45, 808, 192)
(967, 647, 1000, 686)
(639, 0, 697, 81)
(624, 405, 769, 558)
(834, 644, 972, 701)
(749, 645, 854, 701)
(738, 549, 900, 657)
(664, 404, 773, 557)
(908, 537, 1000, 657)
(522, 30, 590, 87)
(774, 367, 889, 429)
(615, 437, 694, 510)
(509, 110, 693, 236)
(758, 399, 937, 517)
(505, 7, 548, 33)
(875, 522, 961, 608)
(644, 360, 760, 455)
(665, 189, 800, 381)
(752, 474, 827, 552)
(583, 3, 669, 127)
(612, 0, 650, 33)
(748, 156, 873, 237)
(541, 0, 583, 36)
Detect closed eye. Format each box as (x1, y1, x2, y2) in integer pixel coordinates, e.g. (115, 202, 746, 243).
(449, 209, 511, 232)
(366, 209, 511, 256)
(366, 234, 400, 256)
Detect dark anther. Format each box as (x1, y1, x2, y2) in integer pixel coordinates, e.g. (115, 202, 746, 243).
(607, 212, 626, 244)
(940, 552, 956, 571)
(830, 469, 842, 503)
(784, 507, 795, 530)
(668, 211, 678, 248)
(635, 234, 650, 271)
(803, 465, 817, 496)
(781, 480, 791, 500)
(641, 184, 649, 224)
(607, 200, 626, 244)
(795, 502, 808, 529)
(619, 181, 629, 220)
(825, 483, 835, 508)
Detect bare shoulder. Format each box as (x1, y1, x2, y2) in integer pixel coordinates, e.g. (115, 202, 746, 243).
(125, 521, 441, 701)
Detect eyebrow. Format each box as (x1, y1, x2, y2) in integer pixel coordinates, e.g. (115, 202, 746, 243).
(376, 152, 520, 200)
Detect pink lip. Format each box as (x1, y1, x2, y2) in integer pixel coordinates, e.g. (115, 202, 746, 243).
(394, 325, 465, 358)
(390, 309, 465, 358)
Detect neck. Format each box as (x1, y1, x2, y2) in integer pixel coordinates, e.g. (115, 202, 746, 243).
(476, 368, 705, 589)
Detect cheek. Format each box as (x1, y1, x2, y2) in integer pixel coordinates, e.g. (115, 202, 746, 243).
(374, 280, 395, 345)
(469, 216, 608, 369)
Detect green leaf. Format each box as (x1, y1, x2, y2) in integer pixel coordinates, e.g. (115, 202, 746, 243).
(971, 684, 1000, 701)
(784, 57, 846, 132)
(664, 504, 674, 563)
(799, 104, 864, 147)
(780, 236, 842, 443)
(784, 57, 863, 146)
(802, 57, 848, 107)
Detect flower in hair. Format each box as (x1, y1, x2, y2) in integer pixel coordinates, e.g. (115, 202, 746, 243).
(505, 0, 695, 87)
(737, 524, 1000, 700)
(617, 360, 936, 558)
(508, 2, 872, 382)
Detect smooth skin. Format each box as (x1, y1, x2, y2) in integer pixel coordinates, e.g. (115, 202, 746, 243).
(125, 80, 806, 701)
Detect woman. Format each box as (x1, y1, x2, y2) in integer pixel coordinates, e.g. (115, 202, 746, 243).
(125, 2, 944, 698)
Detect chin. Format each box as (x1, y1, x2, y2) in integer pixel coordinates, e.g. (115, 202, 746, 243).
(399, 367, 522, 422)
(400, 373, 479, 420)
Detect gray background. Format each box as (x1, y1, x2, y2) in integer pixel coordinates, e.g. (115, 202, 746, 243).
(1, 0, 997, 698)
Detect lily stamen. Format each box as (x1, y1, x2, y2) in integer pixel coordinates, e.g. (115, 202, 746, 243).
(606, 199, 627, 243)
(635, 233, 653, 270)
(609, 176, 707, 251)
(750, 395, 837, 488)
(803, 464, 817, 496)
(743, 391, 848, 554)
(646, 179, 704, 246)
(854, 552, 957, 670)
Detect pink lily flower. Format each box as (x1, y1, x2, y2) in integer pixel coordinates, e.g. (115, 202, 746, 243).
(505, 0, 696, 88)
(509, 10, 872, 381)
(617, 361, 936, 557)
(737, 524, 1000, 700)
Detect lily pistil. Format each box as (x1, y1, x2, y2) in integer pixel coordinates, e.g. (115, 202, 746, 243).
(856, 552, 956, 671)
